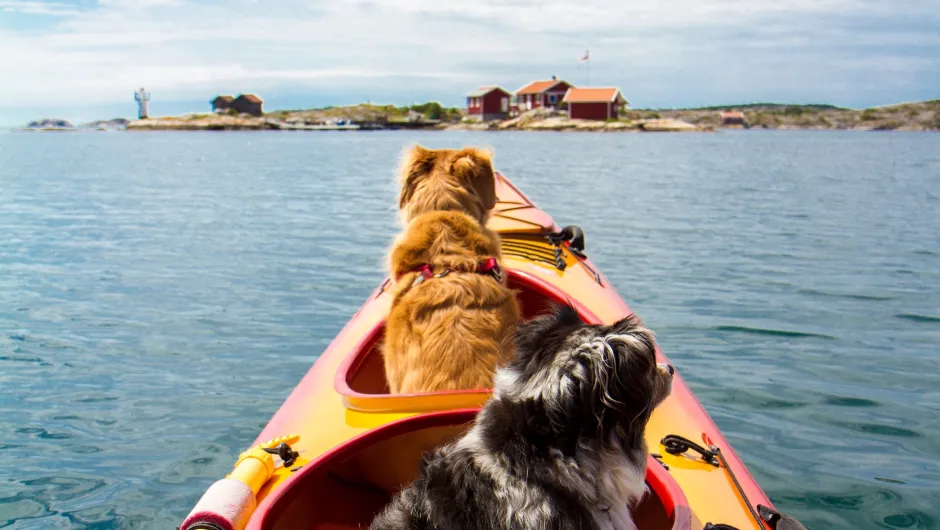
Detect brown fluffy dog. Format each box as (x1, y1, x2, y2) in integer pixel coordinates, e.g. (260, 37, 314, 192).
(383, 145, 520, 394)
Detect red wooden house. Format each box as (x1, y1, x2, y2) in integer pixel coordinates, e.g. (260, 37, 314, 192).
(466, 86, 511, 121)
(233, 94, 264, 116)
(719, 111, 747, 127)
(514, 77, 573, 112)
(211, 95, 235, 113)
(562, 87, 628, 120)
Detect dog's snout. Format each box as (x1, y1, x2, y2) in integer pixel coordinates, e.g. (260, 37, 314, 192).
(658, 363, 675, 376)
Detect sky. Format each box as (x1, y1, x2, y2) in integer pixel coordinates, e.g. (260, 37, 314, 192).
(1, 0, 939, 125)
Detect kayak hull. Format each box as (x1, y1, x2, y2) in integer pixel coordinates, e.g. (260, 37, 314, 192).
(189, 172, 774, 530)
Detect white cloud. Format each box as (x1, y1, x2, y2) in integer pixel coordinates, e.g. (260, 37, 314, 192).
(0, 0, 938, 112)
(0, 0, 80, 16)
(96, 0, 181, 6)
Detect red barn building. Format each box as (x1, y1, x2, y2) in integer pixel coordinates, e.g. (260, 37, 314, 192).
(563, 87, 628, 120)
(466, 86, 511, 121)
(514, 77, 573, 112)
(232, 94, 264, 116)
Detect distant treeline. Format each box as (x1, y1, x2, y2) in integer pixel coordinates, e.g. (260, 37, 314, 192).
(407, 101, 463, 121)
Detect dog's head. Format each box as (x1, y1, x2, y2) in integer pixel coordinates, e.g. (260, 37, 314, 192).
(396, 144, 497, 225)
(495, 304, 673, 451)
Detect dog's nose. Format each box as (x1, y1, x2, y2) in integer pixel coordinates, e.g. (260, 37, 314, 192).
(658, 363, 675, 376)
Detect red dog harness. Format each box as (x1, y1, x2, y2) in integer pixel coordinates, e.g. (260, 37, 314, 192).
(408, 257, 503, 287)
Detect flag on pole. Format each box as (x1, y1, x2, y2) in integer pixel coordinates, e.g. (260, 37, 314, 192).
(580, 50, 590, 62)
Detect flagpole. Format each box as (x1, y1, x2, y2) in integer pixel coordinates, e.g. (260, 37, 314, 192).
(581, 49, 590, 86)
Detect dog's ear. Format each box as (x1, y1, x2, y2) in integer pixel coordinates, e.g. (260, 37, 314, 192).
(608, 313, 644, 334)
(398, 144, 436, 209)
(451, 148, 497, 213)
(607, 314, 657, 360)
(588, 317, 659, 441)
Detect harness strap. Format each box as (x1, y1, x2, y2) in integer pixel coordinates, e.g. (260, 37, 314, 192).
(478, 257, 502, 281)
(406, 258, 503, 287)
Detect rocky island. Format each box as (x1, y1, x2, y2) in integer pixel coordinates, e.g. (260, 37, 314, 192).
(82, 118, 130, 130)
(23, 119, 76, 131)
(642, 100, 940, 132)
(122, 99, 940, 132)
(20, 118, 130, 131)
(22, 99, 939, 133)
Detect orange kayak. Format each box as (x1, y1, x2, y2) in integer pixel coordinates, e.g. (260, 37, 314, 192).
(181, 172, 777, 530)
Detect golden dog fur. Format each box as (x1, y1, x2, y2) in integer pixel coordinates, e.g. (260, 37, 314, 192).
(383, 145, 520, 394)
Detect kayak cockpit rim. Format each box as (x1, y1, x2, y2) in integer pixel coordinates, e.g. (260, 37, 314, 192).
(334, 268, 603, 413)
(247, 408, 692, 530)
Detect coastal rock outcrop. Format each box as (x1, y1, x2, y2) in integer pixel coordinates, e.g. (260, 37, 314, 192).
(81, 118, 129, 130)
(25, 119, 74, 130)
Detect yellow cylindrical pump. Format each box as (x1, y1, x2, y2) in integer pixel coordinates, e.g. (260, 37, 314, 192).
(181, 434, 300, 530)
(229, 447, 276, 495)
(228, 434, 300, 493)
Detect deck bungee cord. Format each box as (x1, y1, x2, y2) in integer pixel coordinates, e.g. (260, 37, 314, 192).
(661, 434, 808, 530)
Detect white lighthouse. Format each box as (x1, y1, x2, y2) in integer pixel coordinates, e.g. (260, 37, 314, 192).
(134, 87, 151, 119)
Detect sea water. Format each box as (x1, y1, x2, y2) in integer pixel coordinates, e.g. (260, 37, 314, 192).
(1, 130, 938, 529)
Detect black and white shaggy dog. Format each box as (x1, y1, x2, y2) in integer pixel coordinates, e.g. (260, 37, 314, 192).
(370, 304, 674, 530)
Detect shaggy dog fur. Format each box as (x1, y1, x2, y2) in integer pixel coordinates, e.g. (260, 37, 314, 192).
(370, 304, 674, 530)
(383, 145, 520, 394)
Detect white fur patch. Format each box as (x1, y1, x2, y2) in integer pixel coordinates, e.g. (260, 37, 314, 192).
(581, 438, 647, 530)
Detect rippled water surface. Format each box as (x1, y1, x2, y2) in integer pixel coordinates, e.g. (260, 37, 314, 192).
(1, 130, 938, 529)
